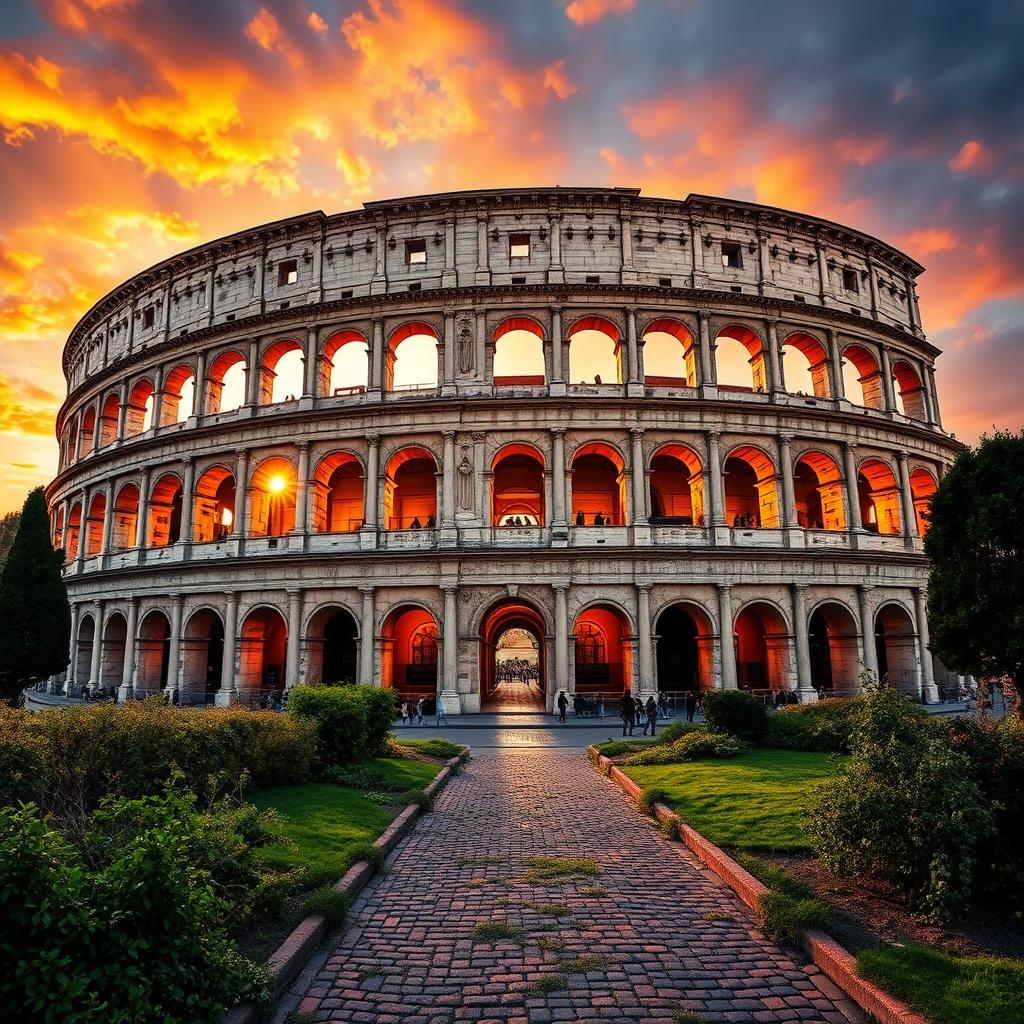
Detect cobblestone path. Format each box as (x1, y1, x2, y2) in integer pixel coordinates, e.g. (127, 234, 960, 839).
(292, 749, 863, 1023)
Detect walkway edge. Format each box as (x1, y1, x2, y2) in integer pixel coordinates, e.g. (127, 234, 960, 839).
(223, 749, 470, 1024)
(592, 749, 930, 1024)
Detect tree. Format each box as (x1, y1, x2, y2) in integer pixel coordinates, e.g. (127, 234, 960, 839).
(0, 488, 70, 704)
(0, 511, 19, 568)
(925, 431, 1024, 717)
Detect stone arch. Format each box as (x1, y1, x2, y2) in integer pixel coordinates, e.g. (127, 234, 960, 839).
(387, 321, 439, 391)
(125, 378, 155, 436)
(654, 601, 715, 694)
(874, 602, 919, 697)
(181, 607, 224, 704)
(807, 600, 860, 694)
(380, 604, 440, 701)
(910, 467, 938, 537)
(841, 343, 883, 409)
(84, 490, 106, 556)
(100, 611, 127, 693)
(732, 600, 792, 691)
(64, 413, 78, 466)
(480, 597, 546, 709)
(206, 350, 247, 415)
(79, 405, 97, 457)
(781, 331, 830, 398)
(112, 482, 140, 549)
(137, 609, 171, 694)
(239, 605, 288, 695)
(147, 473, 183, 547)
(304, 603, 360, 685)
(642, 318, 696, 387)
(793, 450, 846, 530)
(891, 359, 926, 420)
(649, 443, 705, 526)
(723, 444, 780, 528)
(491, 443, 546, 527)
(249, 456, 297, 537)
(570, 441, 626, 526)
(312, 451, 365, 533)
(493, 316, 546, 386)
(573, 601, 633, 697)
(99, 392, 120, 447)
(321, 329, 369, 397)
(76, 612, 95, 685)
(161, 363, 196, 423)
(715, 324, 766, 391)
(383, 445, 437, 530)
(858, 458, 901, 535)
(567, 314, 621, 385)
(66, 500, 82, 560)
(52, 504, 64, 550)
(193, 465, 236, 542)
(259, 338, 304, 405)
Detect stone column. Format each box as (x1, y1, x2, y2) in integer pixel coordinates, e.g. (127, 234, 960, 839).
(369, 317, 384, 400)
(843, 442, 862, 531)
(620, 206, 636, 283)
(927, 367, 942, 430)
(629, 428, 648, 527)
(816, 235, 830, 300)
(441, 430, 456, 529)
(294, 442, 310, 535)
(767, 319, 783, 394)
(550, 428, 567, 527)
(549, 306, 565, 394)
(167, 594, 183, 700)
(474, 309, 487, 386)
(88, 600, 104, 691)
(914, 587, 938, 703)
(99, 480, 115, 557)
(698, 309, 715, 388)
(65, 603, 80, 695)
(777, 433, 796, 533)
(217, 592, 239, 705)
(857, 584, 877, 679)
(868, 259, 881, 319)
(441, 583, 461, 712)
(359, 586, 375, 684)
(116, 381, 129, 442)
(76, 486, 88, 570)
(180, 456, 195, 548)
(302, 326, 317, 400)
(548, 212, 564, 283)
(192, 349, 206, 423)
(625, 307, 642, 395)
(118, 597, 138, 701)
(442, 217, 457, 288)
(234, 450, 250, 543)
(716, 584, 736, 689)
(896, 451, 917, 544)
(363, 433, 379, 531)
(136, 468, 151, 553)
(475, 210, 490, 285)
(91, 401, 102, 452)
(826, 328, 845, 401)
(286, 588, 302, 687)
(473, 432, 486, 526)
(880, 346, 896, 413)
(792, 583, 816, 700)
(245, 339, 260, 408)
(706, 429, 727, 540)
(442, 309, 456, 395)
(636, 584, 655, 698)
(553, 582, 570, 699)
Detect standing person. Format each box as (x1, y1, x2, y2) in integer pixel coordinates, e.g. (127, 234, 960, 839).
(619, 689, 636, 737)
(400, 700, 410, 725)
(633, 695, 644, 728)
(557, 690, 568, 723)
(435, 693, 448, 726)
(685, 690, 697, 723)
(415, 698, 425, 725)
(643, 695, 658, 736)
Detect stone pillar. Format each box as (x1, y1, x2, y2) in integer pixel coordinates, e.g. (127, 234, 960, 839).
(880, 346, 896, 413)
(99, 480, 115, 557)
(843, 442, 862, 531)
(636, 584, 655, 698)
(302, 327, 317, 400)
(716, 584, 736, 689)
(553, 582, 570, 700)
(551, 427, 567, 527)
(927, 367, 942, 430)
(234, 450, 250, 543)
(914, 587, 938, 703)
(475, 209, 490, 285)
(473, 432, 486, 526)
(868, 259, 881, 319)
(857, 585, 877, 679)
(294, 442, 310, 535)
(217, 592, 239, 705)
(777, 433, 797, 534)
(896, 451, 917, 545)
(116, 381, 129, 442)
(362, 433, 380, 531)
(369, 317, 384, 400)
(629, 428, 648, 528)
(474, 309, 487, 386)
(442, 217, 457, 288)
(359, 586, 375, 684)
(118, 597, 138, 701)
(180, 456, 195, 548)
(549, 306, 565, 393)
(192, 349, 206, 423)
(707, 429, 728, 541)
(441, 583, 462, 713)
(91, 401, 102, 452)
(620, 206, 636, 283)
(816, 235, 830, 300)
(698, 310, 715, 388)
(625, 307, 642, 395)
(827, 328, 845, 401)
(245, 339, 260, 408)
(792, 583, 816, 700)
(441, 430, 456, 530)
(65, 603, 80, 695)
(76, 486, 88, 570)
(136, 468, 151, 553)
(88, 600, 104, 691)
(766, 319, 783, 394)
(167, 594, 183, 700)
(442, 309, 456, 395)
(548, 212, 564, 283)
(286, 588, 302, 687)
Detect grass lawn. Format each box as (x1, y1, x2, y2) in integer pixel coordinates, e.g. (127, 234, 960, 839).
(252, 757, 442, 887)
(622, 748, 842, 852)
(857, 945, 1024, 1024)
(393, 738, 467, 760)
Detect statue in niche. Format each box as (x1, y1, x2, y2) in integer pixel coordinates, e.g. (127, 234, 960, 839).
(457, 315, 474, 373)
(457, 452, 474, 510)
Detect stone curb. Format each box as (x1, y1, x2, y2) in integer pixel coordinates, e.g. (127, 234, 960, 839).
(224, 749, 469, 1024)
(592, 748, 930, 1024)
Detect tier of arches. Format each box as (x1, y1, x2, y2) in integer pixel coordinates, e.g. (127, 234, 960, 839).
(58, 310, 940, 473)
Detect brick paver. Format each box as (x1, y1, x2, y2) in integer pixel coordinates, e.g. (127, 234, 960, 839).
(293, 749, 863, 1023)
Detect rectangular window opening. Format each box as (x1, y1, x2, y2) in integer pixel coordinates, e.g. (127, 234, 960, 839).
(511, 275, 527, 285)
(277, 259, 298, 286)
(142, 306, 155, 329)
(279, 300, 290, 310)
(585, 274, 600, 284)
(509, 232, 530, 258)
(340, 289, 353, 299)
(721, 241, 744, 269)
(842, 268, 860, 293)
(405, 238, 427, 265)
(730, 285, 742, 293)
(659, 277, 672, 287)
(793, 293, 805, 302)
(408, 282, 422, 292)
(225, 313, 236, 322)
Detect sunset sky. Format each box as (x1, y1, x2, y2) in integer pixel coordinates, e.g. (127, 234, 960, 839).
(0, 0, 1022, 514)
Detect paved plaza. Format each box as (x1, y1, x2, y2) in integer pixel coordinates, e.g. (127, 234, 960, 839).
(283, 748, 864, 1023)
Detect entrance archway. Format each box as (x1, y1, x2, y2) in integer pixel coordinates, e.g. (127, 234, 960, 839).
(654, 603, 714, 694)
(875, 603, 919, 698)
(733, 602, 792, 693)
(239, 607, 288, 696)
(137, 610, 171, 696)
(807, 602, 860, 696)
(573, 604, 632, 698)
(380, 605, 439, 704)
(480, 600, 546, 710)
(100, 613, 127, 695)
(75, 613, 95, 686)
(181, 609, 224, 704)
(305, 606, 359, 685)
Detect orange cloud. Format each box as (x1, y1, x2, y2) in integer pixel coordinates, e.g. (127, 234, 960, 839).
(306, 11, 329, 33)
(950, 140, 991, 172)
(543, 60, 579, 100)
(905, 228, 958, 256)
(0, 373, 60, 437)
(565, 0, 636, 26)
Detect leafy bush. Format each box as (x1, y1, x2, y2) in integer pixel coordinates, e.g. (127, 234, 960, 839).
(322, 762, 395, 790)
(764, 697, 861, 753)
(288, 685, 396, 765)
(807, 687, 995, 920)
(0, 795, 267, 1024)
(0, 704, 48, 806)
(394, 737, 466, 761)
(652, 720, 706, 744)
(622, 730, 746, 766)
(301, 885, 350, 929)
(700, 690, 768, 742)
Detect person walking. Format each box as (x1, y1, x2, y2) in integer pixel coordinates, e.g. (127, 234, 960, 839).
(685, 690, 697, 722)
(399, 700, 410, 725)
(435, 693, 448, 726)
(415, 698, 425, 725)
(557, 690, 568, 723)
(619, 689, 636, 737)
(643, 695, 658, 736)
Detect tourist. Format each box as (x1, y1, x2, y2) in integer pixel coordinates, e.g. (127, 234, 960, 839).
(633, 695, 644, 729)
(400, 700, 411, 725)
(410, 516, 422, 529)
(426, 514, 436, 528)
(594, 511, 605, 526)
(642, 695, 658, 736)
(733, 514, 741, 528)
(557, 690, 568, 723)
(435, 693, 448, 726)
(619, 689, 635, 736)
(415, 698, 425, 725)
(657, 691, 668, 719)
(596, 694, 606, 718)
(575, 510, 585, 526)
(685, 690, 697, 722)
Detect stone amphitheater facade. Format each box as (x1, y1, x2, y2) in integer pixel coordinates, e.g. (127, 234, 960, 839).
(46, 187, 962, 713)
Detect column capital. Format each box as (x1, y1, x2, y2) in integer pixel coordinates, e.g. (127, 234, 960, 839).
(286, 586, 302, 597)
(792, 582, 808, 593)
(550, 426, 567, 438)
(549, 304, 562, 315)
(843, 440, 858, 455)
(472, 431, 486, 443)
(359, 584, 375, 595)
(551, 580, 570, 592)
(365, 431, 380, 446)
(778, 432, 794, 447)
(857, 583, 874, 595)
(629, 426, 645, 440)
(296, 440, 310, 452)
(442, 306, 455, 318)
(635, 582, 652, 594)
(716, 581, 732, 593)
(440, 582, 459, 595)
(895, 449, 909, 464)
(442, 429, 456, 442)
(706, 428, 722, 443)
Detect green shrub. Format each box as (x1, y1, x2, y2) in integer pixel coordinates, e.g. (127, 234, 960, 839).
(764, 697, 860, 753)
(0, 704, 48, 806)
(652, 720, 706, 744)
(622, 730, 746, 766)
(394, 738, 466, 760)
(593, 738, 653, 758)
(807, 687, 994, 920)
(700, 689, 768, 741)
(322, 762, 395, 790)
(288, 685, 396, 765)
(759, 890, 831, 944)
(301, 885, 350, 929)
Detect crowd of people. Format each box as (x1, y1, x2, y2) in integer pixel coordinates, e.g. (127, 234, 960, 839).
(495, 657, 539, 686)
(574, 511, 614, 526)
(556, 688, 701, 727)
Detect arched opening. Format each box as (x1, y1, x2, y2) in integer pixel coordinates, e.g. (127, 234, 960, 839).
(480, 599, 546, 710)
(206, 351, 247, 415)
(910, 468, 937, 537)
(793, 451, 846, 530)
(574, 603, 631, 698)
(387, 322, 439, 391)
(147, 474, 183, 547)
(239, 606, 288, 695)
(724, 446, 780, 528)
(491, 445, 545, 526)
(99, 393, 120, 447)
(322, 330, 369, 397)
(807, 603, 860, 696)
(782, 333, 830, 398)
(841, 345, 883, 409)
(858, 459, 902, 534)
(125, 379, 155, 436)
(79, 406, 96, 457)
(875, 603, 919, 697)
(64, 415, 78, 466)
(649, 444, 704, 526)
(311, 452, 364, 533)
(493, 318, 545, 386)
(568, 316, 621, 385)
(193, 466, 236, 543)
(52, 506, 64, 550)
(305, 606, 359, 685)
(380, 605, 439, 702)
(66, 501, 82, 560)
(111, 483, 140, 549)
(384, 447, 437, 530)
(137, 609, 171, 694)
(100, 613, 127, 695)
(654, 603, 714, 695)
(181, 608, 224, 704)
(84, 491, 106, 556)
(260, 339, 304, 405)
(161, 365, 196, 424)
(75, 613, 95, 686)
(715, 325, 766, 392)
(643, 319, 696, 387)
(733, 602, 792, 692)
(571, 443, 625, 526)
(891, 360, 926, 420)
(249, 457, 297, 537)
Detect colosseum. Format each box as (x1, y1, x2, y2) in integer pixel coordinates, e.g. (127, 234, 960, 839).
(45, 186, 962, 714)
